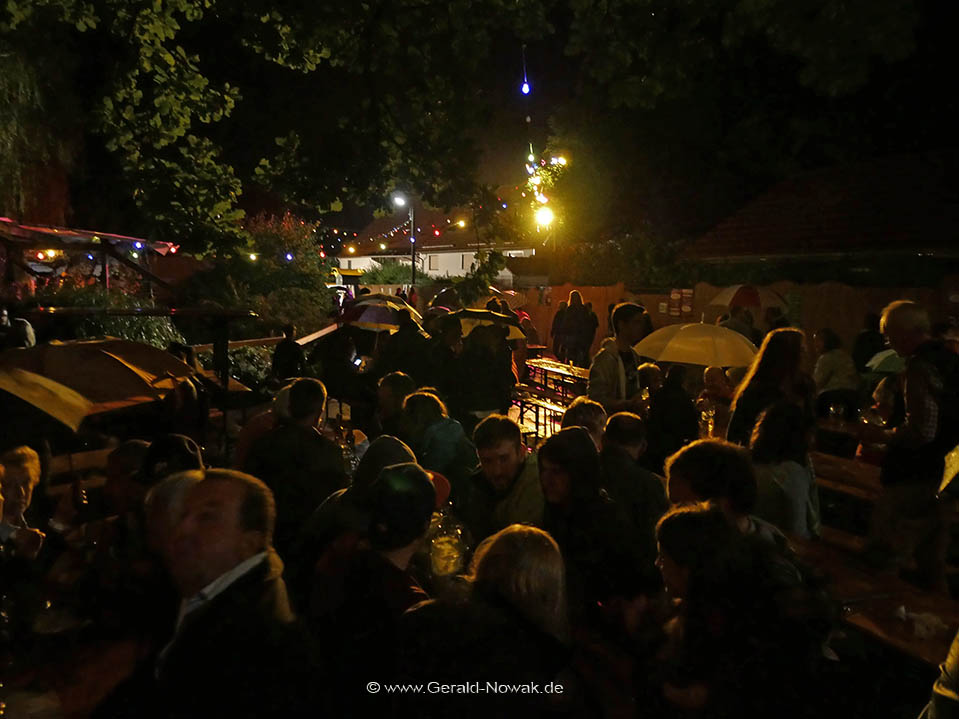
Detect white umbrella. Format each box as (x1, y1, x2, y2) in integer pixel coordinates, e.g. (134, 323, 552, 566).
(635, 323, 758, 367)
(865, 348, 905, 374)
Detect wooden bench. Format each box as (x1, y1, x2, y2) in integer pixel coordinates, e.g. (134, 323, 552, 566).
(793, 535, 959, 667)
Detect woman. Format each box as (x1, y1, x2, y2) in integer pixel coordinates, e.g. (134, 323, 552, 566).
(561, 290, 591, 367)
(726, 328, 814, 446)
(812, 327, 861, 419)
(539, 428, 646, 616)
(398, 525, 572, 718)
(749, 402, 821, 539)
(655, 504, 816, 716)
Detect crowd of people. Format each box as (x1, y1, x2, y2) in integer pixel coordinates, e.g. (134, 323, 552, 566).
(2, 295, 959, 718)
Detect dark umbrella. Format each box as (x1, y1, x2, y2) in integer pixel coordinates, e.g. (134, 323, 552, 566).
(449, 308, 525, 341)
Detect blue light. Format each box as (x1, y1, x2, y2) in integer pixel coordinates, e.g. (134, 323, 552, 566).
(87, 253, 94, 260)
(502, 203, 508, 209)
(134, 241, 143, 249)
(285, 253, 294, 261)
(521, 81, 530, 95)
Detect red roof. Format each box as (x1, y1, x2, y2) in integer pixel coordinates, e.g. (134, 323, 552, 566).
(687, 151, 959, 261)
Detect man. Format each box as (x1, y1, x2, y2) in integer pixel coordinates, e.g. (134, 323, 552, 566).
(271, 324, 305, 381)
(377, 309, 430, 383)
(244, 378, 347, 558)
(720, 305, 755, 341)
(402, 391, 478, 496)
(142, 469, 316, 718)
(457, 415, 544, 542)
(859, 301, 959, 591)
(425, 315, 463, 406)
(588, 302, 650, 413)
(375, 371, 416, 440)
(561, 396, 607, 450)
(0, 447, 45, 559)
(309, 463, 434, 711)
(601, 412, 668, 570)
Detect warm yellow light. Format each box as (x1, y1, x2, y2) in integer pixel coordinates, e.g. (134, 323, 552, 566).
(457, 220, 466, 228)
(557, 156, 567, 165)
(379, 243, 387, 250)
(249, 253, 258, 261)
(530, 175, 542, 186)
(347, 246, 356, 254)
(535, 206, 555, 227)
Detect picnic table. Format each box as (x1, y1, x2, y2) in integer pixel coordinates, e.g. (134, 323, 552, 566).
(526, 358, 589, 400)
(811, 450, 882, 502)
(793, 535, 959, 667)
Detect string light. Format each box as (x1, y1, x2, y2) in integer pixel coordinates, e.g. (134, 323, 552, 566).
(285, 253, 294, 261)
(134, 241, 144, 249)
(249, 253, 258, 261)
(131, 251, 139, 259)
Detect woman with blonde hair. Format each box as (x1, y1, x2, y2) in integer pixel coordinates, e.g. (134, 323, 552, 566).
(398, 524, 572, 717)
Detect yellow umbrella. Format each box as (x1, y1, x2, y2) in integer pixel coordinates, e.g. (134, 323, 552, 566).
(0, 367, 93, 431)
(634, 323, 757, 367)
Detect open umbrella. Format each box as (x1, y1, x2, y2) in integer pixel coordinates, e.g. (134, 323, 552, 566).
(709, 285, 787, 312)
(865, 348, 905, 374)
(482, 286, 526, 310)
(0, 367, 92, 431)
(0, 338, 195, 411)
(341, 294, 424, 332)
(634, 323, 758, 367)
(450, 308, 525, 341)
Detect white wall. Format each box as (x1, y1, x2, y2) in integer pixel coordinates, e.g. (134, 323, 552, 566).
(345, 248, 535, 278)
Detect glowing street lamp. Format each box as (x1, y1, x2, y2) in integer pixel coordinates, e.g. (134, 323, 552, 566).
(535, 206, 555, 228)
(393, 193, 416, 285)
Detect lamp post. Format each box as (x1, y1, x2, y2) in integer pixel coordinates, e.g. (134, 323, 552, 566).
(393, 194, 415, 285)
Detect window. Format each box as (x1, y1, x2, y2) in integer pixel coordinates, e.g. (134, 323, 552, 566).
(461, 254, 468, 269)
(347, 260, 352, 269)
(429, 255, 439, 270)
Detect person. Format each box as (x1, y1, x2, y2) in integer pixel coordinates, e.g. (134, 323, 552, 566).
(726, 327, 814, 446)
(719, 305, 755, 341)
(424, 315, 463, 407)
(401, 391, 478, 496)
(585, 301, 600, 355)
(645, 365, 700, 474)
(588, 302, 650, 413)
(859, 300, 959, 591)
(408, 286, 418, 308)
(561, 395, 608, 450)
(655, 504, 814, 716)
(749, 402, 821, 539)
(377, 309, 430, 383)
(562, 290, 592, 367)
(0, 446, 45, 560)
(665, 438, 790, 552)
(99, 469, 318, 718)
(812, 327, 861, 419)
(520, 315, 540, 346)
(233, 383, 293, 468)
(397, 525, 572, 719)
(601, 412, 668, 575)
(539, 427, 642, 617)
(244, 378, 347, 559)
(551, 300, 568, 361)
(375, 371, 417, 440)
(309, 463, 434, 707)
(271, 324, 305, 381)
(764, 306, 790, 333)
(457, 415, 544, 542)
(458, 325, 515, 426)
(698, 366, 733, 406)
(852, 312, 885, 373)
(920, 628, 959, 719)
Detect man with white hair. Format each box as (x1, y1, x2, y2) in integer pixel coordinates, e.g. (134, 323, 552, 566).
(860, 300, 959, 591)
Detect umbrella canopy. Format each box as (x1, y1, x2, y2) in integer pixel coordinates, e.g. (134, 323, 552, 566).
(634, 323, 758, 367)
(481, 287, 526, 310)
(429, 286, 461, 310)
(865, 348, 905, 374)
(709, 285, 787, 312)
(0, 338, 195, 411)
(450, 308, 525, 341)
(341, 294, 423, 332)
(0, 367, 92, 431)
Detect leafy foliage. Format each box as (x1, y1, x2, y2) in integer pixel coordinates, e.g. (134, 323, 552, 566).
(31, 285, 186, 347)
(176, 213, 335, 334)
(359, 259, 420, 286)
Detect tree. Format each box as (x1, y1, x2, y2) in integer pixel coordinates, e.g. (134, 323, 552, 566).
(1, 0, 553, 254)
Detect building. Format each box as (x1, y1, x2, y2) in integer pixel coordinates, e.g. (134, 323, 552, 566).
(339, 200, 536, 280)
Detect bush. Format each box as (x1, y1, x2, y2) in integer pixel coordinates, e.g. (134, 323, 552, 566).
(31, 285, 185, 348)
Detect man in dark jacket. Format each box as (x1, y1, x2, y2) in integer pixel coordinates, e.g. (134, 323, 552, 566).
(96, 470, 319, 718)
(244, 378, 347, 559)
